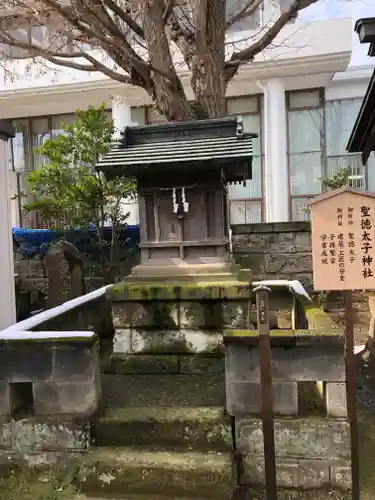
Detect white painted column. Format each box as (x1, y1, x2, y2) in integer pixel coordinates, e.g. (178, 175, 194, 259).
(262, 78, 289, 222)
(112, 96, 132, 139)
(111, 96, 140, 226)
(0, 139, 16, 329)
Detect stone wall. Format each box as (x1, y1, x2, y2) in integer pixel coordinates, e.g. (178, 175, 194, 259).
(232, 222, 312, 290)
(0, 287, 108, 468)
(0, 332, 100, 467)
(225, 327, 351, 495)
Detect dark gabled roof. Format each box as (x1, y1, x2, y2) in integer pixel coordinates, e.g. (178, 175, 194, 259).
(96, 116, 257, 178)
(0, 120, 15, 141)
(346, 68, 375, 164)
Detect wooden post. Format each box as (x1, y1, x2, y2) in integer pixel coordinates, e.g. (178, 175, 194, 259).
(344, 290, 360, 500)
(254, 285, 277, 500)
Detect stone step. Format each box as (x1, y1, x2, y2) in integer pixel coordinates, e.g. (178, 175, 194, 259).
(95, 406, 232, 451)
(101, 374, 225, 407)
(76, 494, 211, 500)
(76, 447, 234, 499)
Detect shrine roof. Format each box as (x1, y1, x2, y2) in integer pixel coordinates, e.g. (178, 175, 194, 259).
(0, 120, 15, 141)
(96, 116, 257, 177)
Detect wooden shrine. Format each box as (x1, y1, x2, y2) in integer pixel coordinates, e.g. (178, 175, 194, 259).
(97, 116, 257, 280)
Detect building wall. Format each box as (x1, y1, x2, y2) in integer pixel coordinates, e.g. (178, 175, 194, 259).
(0, 17, 356, 228)
(9, 70, 375, 228)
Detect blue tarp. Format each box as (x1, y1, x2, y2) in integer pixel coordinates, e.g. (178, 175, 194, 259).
(13, 226, 140, 259)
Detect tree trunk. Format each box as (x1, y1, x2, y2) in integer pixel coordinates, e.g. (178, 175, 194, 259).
(141, 0, 194, 121)
(191, 0, 227, 118)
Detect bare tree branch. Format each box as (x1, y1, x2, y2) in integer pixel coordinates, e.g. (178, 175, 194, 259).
(0, 0, 320, 120)
(226, 0, 263, 29)
(225, 0, 318, 80)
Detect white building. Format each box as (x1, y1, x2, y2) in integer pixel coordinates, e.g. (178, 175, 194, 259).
(0, 11, 373, 228)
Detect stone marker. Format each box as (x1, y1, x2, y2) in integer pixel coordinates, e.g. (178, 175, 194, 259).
(45, 242, 71, 309)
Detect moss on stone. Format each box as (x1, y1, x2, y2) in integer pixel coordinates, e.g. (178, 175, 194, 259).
(77, 447, 234, 499)
(108, 280, 251, 302)
(0, 468, 76, 500)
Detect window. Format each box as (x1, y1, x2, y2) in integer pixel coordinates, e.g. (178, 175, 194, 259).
(287, 89, 324, 221)
(227, 95, 264, 223)
(325, 98, 367, 191)
(10, 111, 112, 228)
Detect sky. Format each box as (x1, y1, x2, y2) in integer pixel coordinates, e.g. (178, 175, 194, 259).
(299, 0, 374, 66)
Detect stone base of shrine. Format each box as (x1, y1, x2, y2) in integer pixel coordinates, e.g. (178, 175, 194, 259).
(129, 259, 241, 282)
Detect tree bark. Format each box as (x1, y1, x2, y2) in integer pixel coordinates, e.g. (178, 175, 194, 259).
(141, 0, 194, 121)
(191, 0, 226, 118)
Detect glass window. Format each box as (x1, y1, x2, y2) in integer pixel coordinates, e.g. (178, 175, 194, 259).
(227, 96, 258, 115)
(289, 153, 322, 196)
(229, 200, 262, 224)
(131, 107, 146, 125)
(228, 114, 262, 200)
(147, 107, 167, 123)
(11, 119, 30, 173)
(288, 108, 323, 154)
(325, 98, 362, 156)
(291, 198, 312, 222)
(30, 118, 50, 171)
(289, 89, 322, 109)
(51, 114, 76, 139)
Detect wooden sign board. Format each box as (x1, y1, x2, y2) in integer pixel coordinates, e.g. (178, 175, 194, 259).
(310, 188, 375, 291)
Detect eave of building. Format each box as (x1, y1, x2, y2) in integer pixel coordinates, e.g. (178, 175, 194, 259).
(347, 68, 375, 164)
(0, 52, 351, 120)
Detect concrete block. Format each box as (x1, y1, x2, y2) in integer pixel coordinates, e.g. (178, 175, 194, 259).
(0, 344, 53, 383)
(179, 355, 225, 375)
(53, 345, 97, 382)
(225, 344, 345, 383)
(236, 418, 350, 460)
(33, 381, 99, 417)
(0, 382, 10, 416)
(222, 302, 247, 328)
(243, 457, 329, 489)
(107, 354, 179, 374)
(226, 381, 298, 416)
(330, 462, 352, 490)
(113, 329, 132, 355)
(131, 329, 223, 354)
(0, 420, 91, 452)
(326, 383, 347, 418)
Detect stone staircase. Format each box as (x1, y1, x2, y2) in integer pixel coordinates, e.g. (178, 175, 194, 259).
(75, 362, 235, 499)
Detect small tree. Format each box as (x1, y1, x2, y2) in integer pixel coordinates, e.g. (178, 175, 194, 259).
(321, 167, 352, 190)
(22, 104, 136, 280)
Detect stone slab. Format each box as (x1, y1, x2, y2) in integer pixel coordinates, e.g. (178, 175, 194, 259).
(242, 456, 332, 489)
(76, 447, 234, 499)
(0, 420, 91, 451)
(130, 329, 223, 355)
(225, 344, 345, 382)
(33, 381, 100, 417)
(326, 383, 347, 418)
(102, 374, 225, 407)
(95, 406, 232, 451)
(226, 381, 298, 416)
(179, 355, 225, 375)
(236, 418, 350, 460)
(106, 355, 179, 374)
(53, 346, 97, 382)
(0, 345, 53, 383)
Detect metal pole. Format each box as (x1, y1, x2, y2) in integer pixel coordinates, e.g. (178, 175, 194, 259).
(344, 290, 360, 500)
(254, 285, 277, 500)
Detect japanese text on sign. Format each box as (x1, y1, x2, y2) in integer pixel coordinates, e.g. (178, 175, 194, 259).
(361, 205, 373, 279)
(311, 190, 375, 291)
